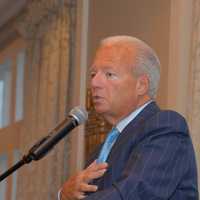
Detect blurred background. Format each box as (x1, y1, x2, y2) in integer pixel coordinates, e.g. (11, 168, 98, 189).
(0, 0, 199, 199)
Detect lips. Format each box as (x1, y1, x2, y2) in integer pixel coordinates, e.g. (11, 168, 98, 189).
(92, 95, 102, 100)
(92, 95, 104, 103)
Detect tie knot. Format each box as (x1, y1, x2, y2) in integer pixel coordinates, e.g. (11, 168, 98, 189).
(111, 127, 119, 134)
(107, 127, 119, 141)
(97, 127, 120, 163)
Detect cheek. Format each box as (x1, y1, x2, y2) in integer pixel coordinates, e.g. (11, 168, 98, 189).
(115, 81, 137, 102)
(108, 85, 126, 105)
(106, 78, 136, 104)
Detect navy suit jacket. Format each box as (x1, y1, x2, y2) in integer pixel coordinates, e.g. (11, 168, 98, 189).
(85, 102, 198, 200)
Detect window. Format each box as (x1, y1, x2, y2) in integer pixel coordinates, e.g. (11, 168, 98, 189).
(0, 49, 25, 128)
(0, 38, 26, 200)
(11, 150, 20, 200)
(15, 50, 25, 121)
(0, 60, 12, 128)
(0, 154, 8, 200)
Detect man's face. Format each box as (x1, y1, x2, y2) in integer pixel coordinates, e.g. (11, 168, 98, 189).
(90, 45, 141, 124)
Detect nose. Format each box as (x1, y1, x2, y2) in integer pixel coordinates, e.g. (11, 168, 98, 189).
(90, 71, 103, 89)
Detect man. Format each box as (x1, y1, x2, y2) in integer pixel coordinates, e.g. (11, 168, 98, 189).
(59, 36, 198, 199)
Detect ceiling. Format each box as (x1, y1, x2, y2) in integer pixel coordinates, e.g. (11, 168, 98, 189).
(0, 0, 27, 28)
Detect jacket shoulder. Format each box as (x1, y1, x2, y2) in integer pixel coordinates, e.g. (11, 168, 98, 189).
(144, 109, 189, 136)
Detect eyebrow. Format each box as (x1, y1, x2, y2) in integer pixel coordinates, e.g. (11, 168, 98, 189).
(90, 65, 116, 72)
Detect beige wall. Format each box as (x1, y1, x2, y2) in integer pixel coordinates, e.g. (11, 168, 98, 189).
(88, 0, 171, 108)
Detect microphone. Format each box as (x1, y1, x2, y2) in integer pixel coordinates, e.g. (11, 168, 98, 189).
(0, 106, 88, 182)
(27, 106, 88, 162)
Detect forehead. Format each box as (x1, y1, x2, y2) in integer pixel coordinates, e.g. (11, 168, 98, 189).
(91, 44, 137, 70)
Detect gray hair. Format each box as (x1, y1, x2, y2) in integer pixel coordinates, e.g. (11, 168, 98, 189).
(100, 36, 161, 98)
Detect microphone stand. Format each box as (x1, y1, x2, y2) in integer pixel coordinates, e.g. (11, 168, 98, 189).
(0, 135, 50, 182)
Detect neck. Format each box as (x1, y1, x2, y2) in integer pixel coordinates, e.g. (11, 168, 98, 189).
(105, 96, 152, 125)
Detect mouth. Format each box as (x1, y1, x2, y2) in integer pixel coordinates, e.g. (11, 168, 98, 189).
(92, 96, 104, 103)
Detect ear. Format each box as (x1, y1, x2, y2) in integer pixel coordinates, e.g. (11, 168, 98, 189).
(136, 75, 149, 96)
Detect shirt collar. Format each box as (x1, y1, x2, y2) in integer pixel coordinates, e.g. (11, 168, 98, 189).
(116, 100, 153, 133)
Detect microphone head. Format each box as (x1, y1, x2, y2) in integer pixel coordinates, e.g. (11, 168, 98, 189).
(69, 106, 88, 125)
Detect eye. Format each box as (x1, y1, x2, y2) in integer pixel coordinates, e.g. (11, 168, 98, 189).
(105, 72, 117, 79)
(90, 71, 96, 78)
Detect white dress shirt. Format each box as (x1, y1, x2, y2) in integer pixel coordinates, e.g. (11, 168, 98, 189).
(116, 100, 153, 132)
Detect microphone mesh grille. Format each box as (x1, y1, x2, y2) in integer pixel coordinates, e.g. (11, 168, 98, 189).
(69, 106, 88, 125)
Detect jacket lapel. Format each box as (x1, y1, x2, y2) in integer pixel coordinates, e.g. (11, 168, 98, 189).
(107, 102, 160, 162)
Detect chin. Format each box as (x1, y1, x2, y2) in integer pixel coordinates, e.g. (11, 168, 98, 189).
(94, 104, 108, 114)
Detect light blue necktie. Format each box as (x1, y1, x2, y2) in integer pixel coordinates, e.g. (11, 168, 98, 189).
(97, 127, 120, 163)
